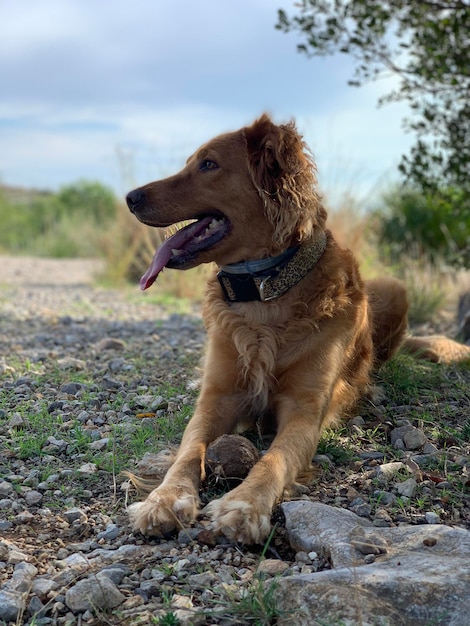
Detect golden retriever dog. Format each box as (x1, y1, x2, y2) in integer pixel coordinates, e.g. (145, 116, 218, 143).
(125, 114, 469, 544)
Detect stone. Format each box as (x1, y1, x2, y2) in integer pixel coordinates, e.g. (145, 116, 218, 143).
(57, 357, 87, 371)
(31, 577, 58, 598)
(8, 547, 30, 564)
(375, 462, 407, 483)
(28, 595, 46, 618)
(98, 565, 130, 585)
(0, 590, 24, 623)
(77, 462, 97, 475)
(65, 573, 125, 612)
(403, 427, 428, 450)
(282, 501, 373, 568)
(422, 442, 439, 455)
(24, 489, 43, 506)
(393, 438, 406, 450)
(391, 424, 427, 450)
(350, 528, 388, 555)
(60, 381, 84, 395)
(257, 559, 290, 576)
(96, 523, 120, 541)
(0, 481, 13, 496)
(187, 571, 218, 590)
(279, 501, 470, 626)
(396, 477, 418, 498)
(95, 337, 126, 351)
(62, 507, 88, 524)
(425, 511, 441, 524)
(349, 415, 365, 427)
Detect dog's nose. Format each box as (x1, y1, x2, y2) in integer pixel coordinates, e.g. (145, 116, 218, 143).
(126, 188, 145, 213)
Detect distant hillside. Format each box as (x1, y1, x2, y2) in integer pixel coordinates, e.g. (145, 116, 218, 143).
(0, 184, 53, 205)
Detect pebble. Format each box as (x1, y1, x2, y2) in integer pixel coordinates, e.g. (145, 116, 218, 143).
(65, 574, 126, 612)
(375, 462, 407, 483)
(0, 590, 23, 623)
(396, 477, 418, 498)
(425, 511, 441, 524)
(391, 424, 428, 450)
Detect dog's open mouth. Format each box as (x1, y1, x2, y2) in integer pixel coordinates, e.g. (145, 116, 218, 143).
(140, 215, 230, 290)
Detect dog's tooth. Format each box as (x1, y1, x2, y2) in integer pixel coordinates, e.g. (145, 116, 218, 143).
(171, 249, 183, 256)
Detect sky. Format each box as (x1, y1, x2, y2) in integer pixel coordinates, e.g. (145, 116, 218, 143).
(0, 0, 413, 208)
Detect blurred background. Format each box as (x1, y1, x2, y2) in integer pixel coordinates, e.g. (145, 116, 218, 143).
(1, 0, 469, 323)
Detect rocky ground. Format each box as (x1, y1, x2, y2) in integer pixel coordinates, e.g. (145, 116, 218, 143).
(0, 257, 469, 626)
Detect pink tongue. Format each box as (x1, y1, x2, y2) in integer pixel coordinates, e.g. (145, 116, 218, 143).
(140, 217, 214, 290)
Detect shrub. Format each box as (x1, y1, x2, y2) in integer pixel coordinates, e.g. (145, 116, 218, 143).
(0, 181, 118, 257)
(375, 187, 470, 268)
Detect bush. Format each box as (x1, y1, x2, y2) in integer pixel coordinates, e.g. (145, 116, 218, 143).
(0, 181, 118, 257)
(55, 180, 117, 224)
(375, 187, 470, 268)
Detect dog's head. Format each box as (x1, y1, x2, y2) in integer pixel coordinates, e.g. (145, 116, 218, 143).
(126, 114, 326, 289)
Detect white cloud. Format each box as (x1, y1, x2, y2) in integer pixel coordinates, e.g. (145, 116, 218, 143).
(0, 0, 413, 204)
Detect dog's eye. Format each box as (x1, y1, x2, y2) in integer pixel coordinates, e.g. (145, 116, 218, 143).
(199, 159, 219, 171)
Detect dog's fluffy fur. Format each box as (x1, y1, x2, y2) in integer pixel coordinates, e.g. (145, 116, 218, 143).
(125, 114, 469, 543)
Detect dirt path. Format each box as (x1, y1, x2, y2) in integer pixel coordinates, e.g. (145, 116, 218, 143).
(0, 255, 104, 286)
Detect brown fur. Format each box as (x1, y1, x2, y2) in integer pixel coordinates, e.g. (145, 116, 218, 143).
(125, 114, 467, 544)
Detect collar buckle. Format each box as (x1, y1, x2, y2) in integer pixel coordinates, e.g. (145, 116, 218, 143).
(258, 278, 276, 302)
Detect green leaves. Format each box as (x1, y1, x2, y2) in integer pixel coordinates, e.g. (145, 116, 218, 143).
(276, 0, 470, 196)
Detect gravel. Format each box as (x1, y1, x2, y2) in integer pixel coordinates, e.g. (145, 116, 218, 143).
(0, 257, 469, 625)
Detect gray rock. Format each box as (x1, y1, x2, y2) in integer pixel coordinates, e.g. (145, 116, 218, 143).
(31, 577, 58, 598)
(98, 565, 130, 585)
(0, 590, 24, 623)
(375, 461, 407, 483)
(24, 489, 43, 506)
(57, 357, 86, 371)
(391, 425, 427, 450)
(279, 501, 470, 626)
(96, 523, 120, 541)
(350, 527, 388, 555)
(60, 381, 84, 394)
(65, 573, 125, 612)
(0, 481, 13, 496)
(422, 442, 439, 455)
(101, 375, 122, 390)
(77, 462, 97, 475)
(9, 562, 38, 592)
(282, 501, 372, 567)
(28, 595, 45, 618)
(187, 571, 218, 591)
(62, 507, 88, 524)
(349, 498, 372, 517)
(393, 437, 405, 450)
(7, 547, 30, 564)
(396, 477, 418, 498)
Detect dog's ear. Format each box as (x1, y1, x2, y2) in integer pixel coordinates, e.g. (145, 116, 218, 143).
(244, 114, 299, 192)
(244, 114, 326, 246)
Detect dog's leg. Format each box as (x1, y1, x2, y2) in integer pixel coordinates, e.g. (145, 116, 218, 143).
(202, 333, 359, 545)
(204, 391, 327, 544)
(203, 313, 374, 545)
(128, 342, 242, 536)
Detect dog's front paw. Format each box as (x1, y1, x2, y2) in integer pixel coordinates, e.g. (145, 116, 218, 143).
(204, 494, 271, 544)
(128, 487, 199, 536)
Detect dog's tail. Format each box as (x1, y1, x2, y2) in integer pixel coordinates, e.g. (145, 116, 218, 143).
(121, 448, 177, 495)
(401, 335, 470, 364)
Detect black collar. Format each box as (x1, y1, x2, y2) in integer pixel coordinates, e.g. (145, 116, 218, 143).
(217, 231, 327, 302)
